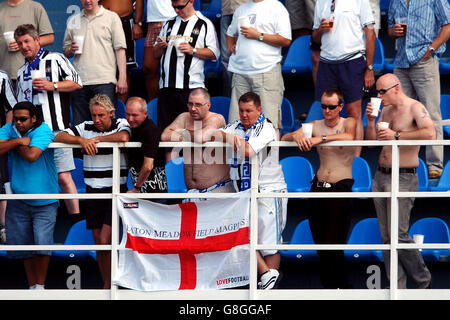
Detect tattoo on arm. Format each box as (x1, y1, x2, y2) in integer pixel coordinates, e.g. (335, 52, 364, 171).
(422, 108, 430, 118)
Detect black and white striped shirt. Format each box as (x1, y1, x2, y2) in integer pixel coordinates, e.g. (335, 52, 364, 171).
(16, 50, 82, 131)
(159, 11, 219, 90)
(65, 118, 131, 192)
(0, 70, 16, 126)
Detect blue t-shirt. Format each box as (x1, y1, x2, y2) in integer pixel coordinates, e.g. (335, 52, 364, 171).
(0, 122, 59, 206)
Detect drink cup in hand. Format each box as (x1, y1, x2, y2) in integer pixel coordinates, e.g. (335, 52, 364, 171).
(3, 31, 15, 51)
(74, 35, 85, 54)
(302, 123, 313, 138)
(413, 234, 424, 251)
(370, 97, 382, 117)
(238, 16, 250, 28)
(377, 121, 389, 131)
(174, 38, 186, 57)
(395, 17, 407, 36)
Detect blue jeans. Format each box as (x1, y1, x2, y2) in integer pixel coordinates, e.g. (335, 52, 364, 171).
(6, 200, 58, 259)
(70, 83, 117, 126)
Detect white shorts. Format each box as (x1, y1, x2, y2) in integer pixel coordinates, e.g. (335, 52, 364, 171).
(258, 189, 287, 256)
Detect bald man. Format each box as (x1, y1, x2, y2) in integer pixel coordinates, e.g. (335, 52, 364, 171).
(365, 73, 435, 289)
(125, 97, 167, 194)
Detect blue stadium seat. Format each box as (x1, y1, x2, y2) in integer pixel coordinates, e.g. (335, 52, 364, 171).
(352, 156, 372, 193)
(282, 35, 313, 76)
(210, 96, 231, 123)
(428, 161, 450, 191)
(380, 0, 390, 13)
(204, 59, 222, 78)
(408, 217, 450, 262)
(53, 220, 96, 261)
(305, 100, 347, 123)
(374, 38, 385, 74)
(280, 156, 314, 192)
(417, 158, 429, 192)
(345, 218, 383, 262)
(194, 0, 201, 11)
(116, 99, 126, 119)
(200, 0, 222, 21)
(165, 158, 188, 193)
(281, 97, 296, 135)
(440, 94, 450, 138)
(71, 157, 86, 194)
(439, 58, 450, 75)
(280, 219, 320, 262)
(383, 59, 394, 73)
(147, 98, 158, 125)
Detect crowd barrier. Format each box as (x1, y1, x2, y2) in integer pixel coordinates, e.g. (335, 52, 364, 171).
(0, 140, 449, 300)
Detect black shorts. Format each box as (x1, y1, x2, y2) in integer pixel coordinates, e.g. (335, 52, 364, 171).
(121, 15, 138, 69)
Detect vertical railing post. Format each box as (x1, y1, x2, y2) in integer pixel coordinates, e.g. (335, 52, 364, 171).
(390, 142, 400, 300)
(110, 144, 121, 300)
(249, 154, 259, 300)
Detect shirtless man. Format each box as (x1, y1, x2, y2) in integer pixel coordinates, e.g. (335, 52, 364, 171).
(99, 0, 144, 101)
(365, 73, 434, 289)
(281, 88, 356, 289)
(161, 88, 234, 197)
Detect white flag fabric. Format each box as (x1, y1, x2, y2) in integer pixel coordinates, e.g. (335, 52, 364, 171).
(113, 193, 250, 291)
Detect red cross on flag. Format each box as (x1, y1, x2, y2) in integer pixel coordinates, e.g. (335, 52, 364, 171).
(114, 194, 250, 291)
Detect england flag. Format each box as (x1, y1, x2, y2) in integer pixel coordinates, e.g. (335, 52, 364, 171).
(114, 193, 250, 291)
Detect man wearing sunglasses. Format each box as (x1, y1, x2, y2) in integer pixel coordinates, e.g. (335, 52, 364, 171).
(154, 0, 219, 132)
(365, 73, 435, 289)
(281, 88, 356, 289)
(0, 101, 58, 290)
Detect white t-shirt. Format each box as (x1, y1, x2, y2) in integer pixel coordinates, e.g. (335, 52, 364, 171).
(313, 0, 375, 62)
(226, 0, 291, 75)
(147, 0, 176, 22)
(221, 118, 286, 191)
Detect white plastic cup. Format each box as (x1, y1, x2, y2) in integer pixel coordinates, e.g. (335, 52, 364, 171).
(4, 182, 12, 194)
(74, 35, 85, 54)
(238, 16, 250, 28)
(370, 97, 382, 117)
(414, 234, 424, 251)
(377, 121, 389, 130)
(174, 38, 186, 57)
(3, 31, 15, 51)
(302, 123, 313, 138)
(30, 69, 43, 88)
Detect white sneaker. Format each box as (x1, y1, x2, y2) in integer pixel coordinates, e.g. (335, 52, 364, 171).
(259, 269, 280, 290)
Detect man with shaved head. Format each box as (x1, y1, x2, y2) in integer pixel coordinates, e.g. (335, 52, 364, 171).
(365, 73, 435, 289)
(125, 96, 167, 194)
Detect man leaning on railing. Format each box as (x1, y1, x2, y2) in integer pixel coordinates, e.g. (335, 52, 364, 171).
(365, 73, 435, 289)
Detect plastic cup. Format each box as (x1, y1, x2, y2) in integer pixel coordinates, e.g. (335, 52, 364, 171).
(395, 17, 407, 35)
(377, 121, 389, 130)
(74, 35, 85, 54)
(173, 38, 186, 57)
(370, 97, 382, 117)
(238, 16, 250, 28)
(414, 234, 424, 251)
(302, 123, 313, 138)
(30, 69, 43, 88)
(3, 31, 15, 51)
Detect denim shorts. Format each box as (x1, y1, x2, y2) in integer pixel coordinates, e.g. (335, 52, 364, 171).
(6, 200, 58, 259)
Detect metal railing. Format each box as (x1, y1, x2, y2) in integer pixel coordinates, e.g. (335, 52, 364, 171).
(0, 140, 449, 300)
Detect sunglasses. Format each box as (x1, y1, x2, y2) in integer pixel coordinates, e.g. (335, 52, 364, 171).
(377, 83, 399, 95)
(187, 102, 208, 108)
(172, 0, 190, 10)
(321, 104, 340, 110)
(13, 116, 30, 122)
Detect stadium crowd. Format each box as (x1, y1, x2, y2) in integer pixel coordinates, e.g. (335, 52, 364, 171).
(0, 0, 448, 291)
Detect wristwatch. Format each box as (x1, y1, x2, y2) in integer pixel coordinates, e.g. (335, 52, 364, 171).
(134, 20, 142, 27)
(193, 48, 198, 56)
(367, 64, 374, 71)
(395, 131, 401, 140)
(322, 135, 327, 142)
(429, 46, 436, 56)
(53, 82, 58, 91)
(258, 33, 264, 41)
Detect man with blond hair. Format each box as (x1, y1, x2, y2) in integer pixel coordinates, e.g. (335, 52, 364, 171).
(55, 94, 130, 289)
